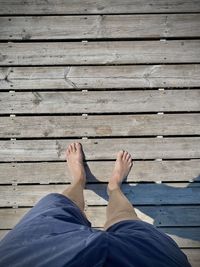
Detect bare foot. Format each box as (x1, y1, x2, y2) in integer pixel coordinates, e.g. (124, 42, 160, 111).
(107, 150, 133, 195)
(66, 142, 86, 187)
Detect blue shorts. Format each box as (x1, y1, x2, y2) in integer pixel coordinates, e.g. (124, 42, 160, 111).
(0, 193, 191, 267)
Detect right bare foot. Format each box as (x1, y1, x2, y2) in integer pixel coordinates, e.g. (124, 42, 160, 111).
(66, 142, 86, 187)
(107, 150, 133, 195)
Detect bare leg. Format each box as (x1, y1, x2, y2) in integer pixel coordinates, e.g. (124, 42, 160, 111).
(104, 151, 140, 230)
(62, 142, 86, 214)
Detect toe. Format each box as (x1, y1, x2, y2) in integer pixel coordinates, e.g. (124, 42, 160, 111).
(71, 143, 76, 152)
(75, 142, 81, 152)
(126, 153, 131, 161)
(123, 151, 128, 160)
(128, 160, 133, 167)
(69, 144, 74, 152)
(128, 156, 132, 163)
(117, 150, 124, 160)
(67, 144, 72, 153)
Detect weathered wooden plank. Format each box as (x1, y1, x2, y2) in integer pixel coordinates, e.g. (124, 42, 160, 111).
(0, 183, 199, 206)
(0, 114, 199, 138)
(182, 249, 200, 267)
(1, 14, 200, 40)
(1, 90, 200, 114)
(159, 228, 200, 248)
(1, 65, 200, 90)
(0, 205, 200, 229)
(1, 40, 200, 66)
(0, 0, 200, 14)
(0, 160, 199, 184)
(0, 137, 200, 161)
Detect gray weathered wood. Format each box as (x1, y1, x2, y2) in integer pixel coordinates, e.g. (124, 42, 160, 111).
(0, 0, 199, 14)
(0, 205, 199, 228)
(1, 65, 200, 90)
(0, 1, 199, 264)
(1, 40, 200, 65)
(0, 160, 199, 184)
(0, 138, 200, 161)
(182, 249, 200, 267)
(159, 228, 200, 248)
(1, 90, 200, 114)
(1, 14, 200, 40)
(0, 114, 199, 138)
(0, 183, 199, 206)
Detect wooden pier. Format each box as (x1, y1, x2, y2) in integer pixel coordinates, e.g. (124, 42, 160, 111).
(0, 1, 200, 266)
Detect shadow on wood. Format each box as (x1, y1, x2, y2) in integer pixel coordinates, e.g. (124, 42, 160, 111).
(85, 163, 200, 244)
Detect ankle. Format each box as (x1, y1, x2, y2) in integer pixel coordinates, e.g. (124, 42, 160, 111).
(107, 182, 121, 194)
(71, 177, 86, 187)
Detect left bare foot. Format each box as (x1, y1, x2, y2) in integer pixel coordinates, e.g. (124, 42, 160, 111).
(66, 142, 86, 187)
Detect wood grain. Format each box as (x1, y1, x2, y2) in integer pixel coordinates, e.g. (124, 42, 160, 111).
(1, 40, 200, 66)
(0, 160, 199, 184)
(158, 227, 200, 248)
(1, 14, 200, 40)
(0, 2, 200, 265)
(1, 90, 200, 114)
(0, 183, 199, 206)
(0, 0, 199, 14)
(1, 65, 199, 90)
(182, 249, 200, 267)
(0, 114, 199, 138)
(0, 205, 199, 228)
(0, 137, 200, 161)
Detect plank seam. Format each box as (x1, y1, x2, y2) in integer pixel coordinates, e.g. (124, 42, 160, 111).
(1, 37, 200, 43)
(1, 12, 200, 17)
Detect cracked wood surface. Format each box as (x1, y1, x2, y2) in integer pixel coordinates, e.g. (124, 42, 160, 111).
(1, 1, 200, 264)
(0, 40, 200, 66)
(0, 14, 200, 40)
(0, 138, 200, 161)
(1, 64, 199, 90)
(0, 160, 199, 184)
(0, 90, 199, 114)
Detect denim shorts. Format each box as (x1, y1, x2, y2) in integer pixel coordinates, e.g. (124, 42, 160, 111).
(0, 193, 191, 267)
